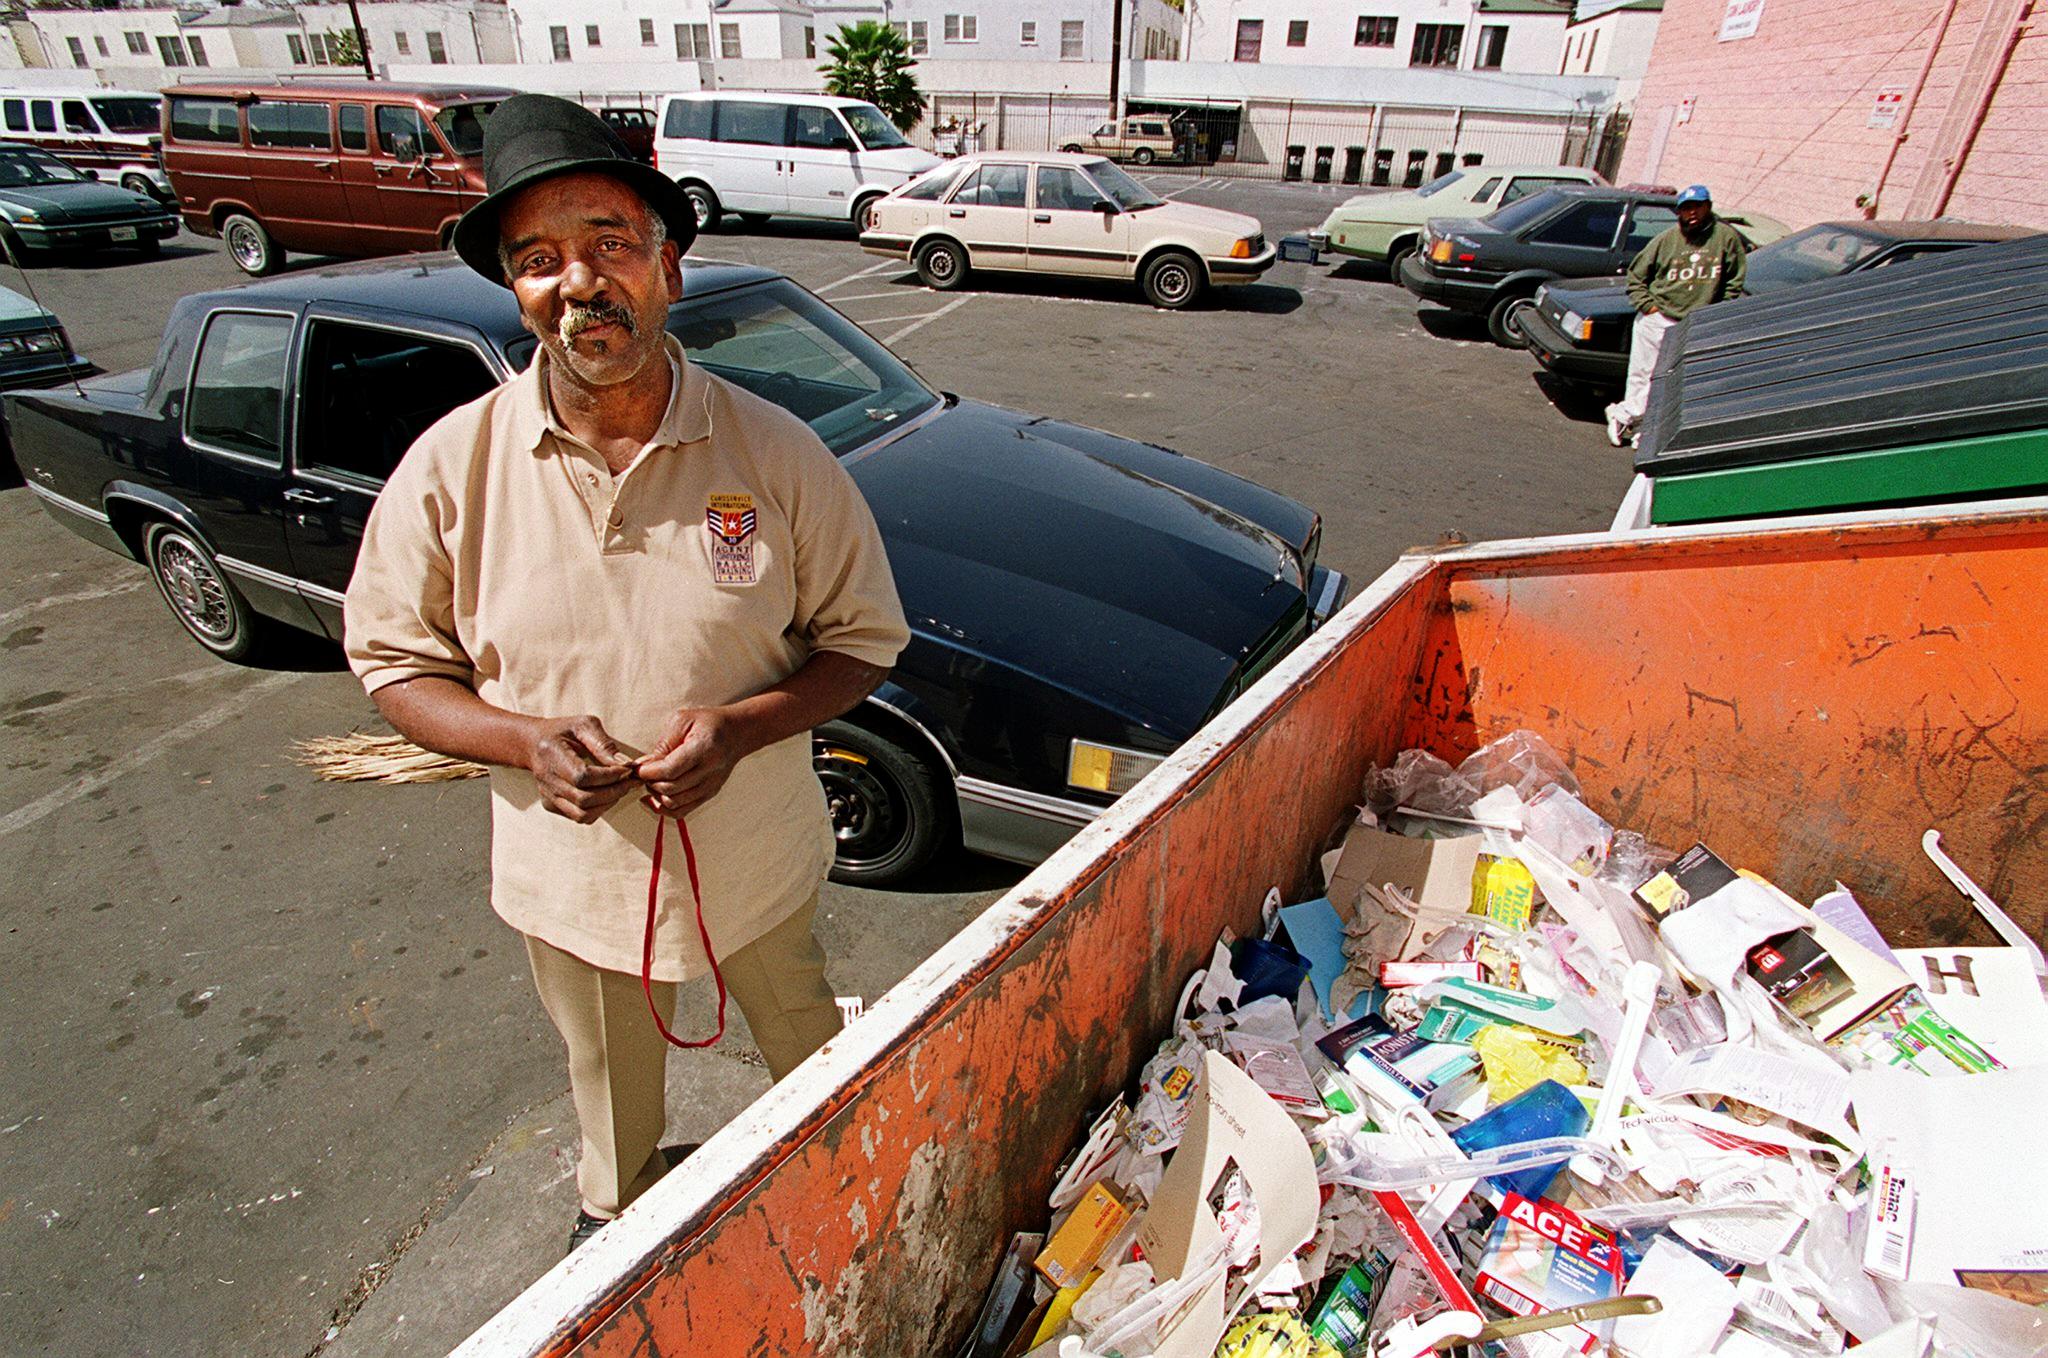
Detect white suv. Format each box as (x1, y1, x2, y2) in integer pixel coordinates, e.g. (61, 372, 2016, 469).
(654, 92, 940, 231)
(861, 151, 1275, 309)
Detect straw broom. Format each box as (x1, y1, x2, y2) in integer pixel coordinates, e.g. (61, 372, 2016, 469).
(292, 733, 487, 783)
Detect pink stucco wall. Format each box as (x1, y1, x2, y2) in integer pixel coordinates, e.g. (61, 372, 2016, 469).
(1618, 0, 2048, 229)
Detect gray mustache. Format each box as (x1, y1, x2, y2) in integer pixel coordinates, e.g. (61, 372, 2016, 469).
(559, 302, 636, 344)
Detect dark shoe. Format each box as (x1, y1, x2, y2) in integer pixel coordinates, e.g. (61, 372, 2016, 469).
(567, 1210, 608, 1253)
(659, 1142, 701, 1170)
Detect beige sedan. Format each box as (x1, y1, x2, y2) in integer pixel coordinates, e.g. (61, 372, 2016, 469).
(860, 151, 1275, 309)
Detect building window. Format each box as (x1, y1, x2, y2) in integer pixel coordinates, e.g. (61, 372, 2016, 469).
(94, 35, 109, 57)
(1020, 19, 1036, 43)
(1409, 22, 1461, 66)
(1474, 24, 1507, 68)
(287, 33, 307, 63)
(1060, 18, 1083, 57)
(674, 22, 709, 57)
(943, 13, 977, 41)
(719, 22, 739, 57)
(156, 34, 188, 66)
(1234, 17, 1263, 60)
(639, 17, 655, 45)
(549, 25, 570, 60)
(803, 25, 815, 56)
(1584, 28, 1600, 67)
(125, 30, 148, 54)
(1286, 18, 1307, 45)
(909, 19, 928, 53)
(394, 31, 410, 55)
(187, 35, 208, 66)
(66, 36, 85, 66)
(584, 24, 600, 46)
(425, 30, 446, 62)
(1354, 15, 1395, 46)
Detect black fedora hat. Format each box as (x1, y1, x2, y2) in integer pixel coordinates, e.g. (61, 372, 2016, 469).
(451, 93, 696, 285)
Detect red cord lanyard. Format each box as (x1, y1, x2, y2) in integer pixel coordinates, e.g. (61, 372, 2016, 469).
(642, 813, 728, 1049)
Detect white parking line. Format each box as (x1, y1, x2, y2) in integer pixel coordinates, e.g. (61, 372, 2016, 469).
(0, 577, 147, 629)
(0, 670, 303, 839)
(812, 261, 898, 295)
(827, 289, 922, 303)
(880, 295, 973, 343)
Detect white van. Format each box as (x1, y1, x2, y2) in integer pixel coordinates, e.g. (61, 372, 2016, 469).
(654, 92, 939, 231)
(0, 89, 168, 200)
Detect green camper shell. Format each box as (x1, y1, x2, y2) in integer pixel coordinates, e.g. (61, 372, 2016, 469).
(1634, 230, 2048, 526)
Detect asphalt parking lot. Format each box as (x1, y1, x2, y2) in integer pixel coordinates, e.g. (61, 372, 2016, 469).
(0, 175, 1634, 1357)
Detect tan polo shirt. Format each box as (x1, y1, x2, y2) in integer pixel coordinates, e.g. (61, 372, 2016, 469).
(343, 338, 909, 981)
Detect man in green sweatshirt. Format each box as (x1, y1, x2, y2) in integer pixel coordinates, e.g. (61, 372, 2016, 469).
(1605, 184, 1748, 447)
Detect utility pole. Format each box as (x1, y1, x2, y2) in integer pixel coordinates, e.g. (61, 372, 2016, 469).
(1108, 0, 1125, 121)
(345, 0, 375, 80)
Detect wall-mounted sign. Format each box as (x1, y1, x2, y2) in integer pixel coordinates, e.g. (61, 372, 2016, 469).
(1718, 0, 1766, 41)
(1868, 86, 1907, 128)
(1677, 96, 1697, 125)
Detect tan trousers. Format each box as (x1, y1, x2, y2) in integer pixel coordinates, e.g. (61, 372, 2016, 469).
(525, 892, 842, 1219)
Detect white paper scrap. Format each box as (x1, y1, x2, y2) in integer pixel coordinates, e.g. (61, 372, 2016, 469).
(1654, 1043, 1858, 1147)
(1848, 1064, 2048, 1300)
(1614, 1236, 1737, 1356)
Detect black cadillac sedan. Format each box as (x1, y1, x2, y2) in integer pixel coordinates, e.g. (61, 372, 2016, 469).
(9, 254, 1345, 886)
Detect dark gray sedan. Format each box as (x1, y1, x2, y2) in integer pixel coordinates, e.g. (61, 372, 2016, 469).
(0, 141, 179, 262)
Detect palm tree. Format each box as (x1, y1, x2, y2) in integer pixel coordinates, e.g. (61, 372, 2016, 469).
(818, 21, 925, 132)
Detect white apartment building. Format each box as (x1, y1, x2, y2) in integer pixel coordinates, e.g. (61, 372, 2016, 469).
(503, 0, 1180, 65)
(7, 1, 514, 78)
(1556, 0, 1659, 78)
(1183, 0, 1570, 74)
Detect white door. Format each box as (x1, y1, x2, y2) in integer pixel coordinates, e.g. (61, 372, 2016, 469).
(710, 100, 790, 213)
(784, 105, 862, 221)
(940, 162, 1031, 272)
(1029, 162, 1130, 278)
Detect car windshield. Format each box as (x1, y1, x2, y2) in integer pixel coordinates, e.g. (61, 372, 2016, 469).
(90, 97, 159, 134)
(1479, 188, 1577, 233)
(433, 102, 498, 158)
(841, 104, 908, 150)
(1085, 159, 1163, 210)
(1415, 171, 1465, 198)
(0, 149, 87, 187)
(505, 281, 938, 456)
(1744, 225, 1888, 291)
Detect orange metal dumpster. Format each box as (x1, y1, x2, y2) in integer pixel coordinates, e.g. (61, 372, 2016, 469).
(455, 508, 2047, 1358)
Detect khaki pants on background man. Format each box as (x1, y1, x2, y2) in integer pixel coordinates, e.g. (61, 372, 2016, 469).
(1605, 310, 1678, 447)
(525, 893, 842, 1219)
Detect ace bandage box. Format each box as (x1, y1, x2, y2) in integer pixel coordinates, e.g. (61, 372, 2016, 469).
(1474, 1194, 1626, 1356)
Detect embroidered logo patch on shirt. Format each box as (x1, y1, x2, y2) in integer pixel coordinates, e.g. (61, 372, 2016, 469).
(706, 493, 758, 584)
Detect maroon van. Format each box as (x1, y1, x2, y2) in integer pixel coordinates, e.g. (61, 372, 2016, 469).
(161, 80, 516, 276)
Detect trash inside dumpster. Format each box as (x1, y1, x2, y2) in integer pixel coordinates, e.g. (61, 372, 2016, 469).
(455, 511, 2048, 1358)
(972, 727, 2048, 1358)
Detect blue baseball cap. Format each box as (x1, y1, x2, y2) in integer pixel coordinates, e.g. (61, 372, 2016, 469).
(1676, 184, 1713, 206)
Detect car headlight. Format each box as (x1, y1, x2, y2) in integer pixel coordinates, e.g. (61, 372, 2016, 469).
(1229, 237, 1256, 259)
(1067, 739, 1167, 796)
(7, 209, 39, 224)
(24, 331, 62, 352)
(1560, 309, 1592, 342)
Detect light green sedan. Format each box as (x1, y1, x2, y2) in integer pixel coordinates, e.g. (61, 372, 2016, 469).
(1313, 164, 1605, 274)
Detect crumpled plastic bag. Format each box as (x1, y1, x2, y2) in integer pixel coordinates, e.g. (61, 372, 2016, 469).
(1471, 1023, 1588, 1103)
(1365, 730, 1580, 824)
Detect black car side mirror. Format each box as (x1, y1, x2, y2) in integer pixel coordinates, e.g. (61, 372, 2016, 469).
(1092, 199, 1118, 215)
(831, 136, 857, 152)
(83, 168, 100, 181)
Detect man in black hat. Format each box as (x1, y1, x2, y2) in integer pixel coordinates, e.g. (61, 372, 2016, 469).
(342, 95, 911, 1251)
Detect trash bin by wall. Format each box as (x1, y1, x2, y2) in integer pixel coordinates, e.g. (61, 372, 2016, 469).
(1434, 151, 1455, 178)
(1343, 146, 1365, 185)
(1403, 150, 1427, 187)
(1312, 146, 1334, 183)
(1462, 152, 1485, 167)
(1371, 148, 1394, 186)
(1284, 144, 1306, 181)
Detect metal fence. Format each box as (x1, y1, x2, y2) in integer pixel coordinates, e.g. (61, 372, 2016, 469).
(918, 94, 1627, 186)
